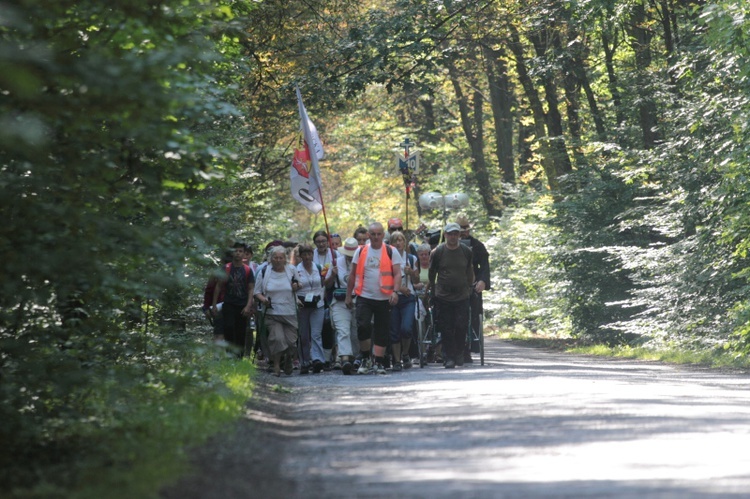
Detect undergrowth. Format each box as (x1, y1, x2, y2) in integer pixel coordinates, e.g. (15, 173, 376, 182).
(6, 341, 255, 499)
(498, 328, 750, 371)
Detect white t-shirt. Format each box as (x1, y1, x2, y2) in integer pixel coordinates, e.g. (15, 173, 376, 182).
(335, 254, 352, 289)
(262, 269, 297, 316)
(255, 264, 297, 316)
(351, 244, 404, 301)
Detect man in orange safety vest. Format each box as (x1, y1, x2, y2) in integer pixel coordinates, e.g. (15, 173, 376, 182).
(345, 222, 403, 374)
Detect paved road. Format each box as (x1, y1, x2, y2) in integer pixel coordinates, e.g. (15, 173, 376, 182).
(166, 338, 750, 498)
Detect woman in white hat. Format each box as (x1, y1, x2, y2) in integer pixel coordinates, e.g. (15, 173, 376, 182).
(329, 237, 360, 374)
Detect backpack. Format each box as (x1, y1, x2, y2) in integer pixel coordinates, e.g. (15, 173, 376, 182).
(203, 263, 249, 309)
(202, 276, 219, 310)
(225, 262, 252, 281)
(432, 243, 473, 271)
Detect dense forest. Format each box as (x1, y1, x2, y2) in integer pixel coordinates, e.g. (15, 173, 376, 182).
(3, 0, 750, 494)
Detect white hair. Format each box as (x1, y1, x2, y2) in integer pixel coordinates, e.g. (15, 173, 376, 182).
(267, 245, 286, 262)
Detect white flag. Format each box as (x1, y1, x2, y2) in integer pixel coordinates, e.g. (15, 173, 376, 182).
(290, 146, 323, 214)
(296, 86, 324, 200)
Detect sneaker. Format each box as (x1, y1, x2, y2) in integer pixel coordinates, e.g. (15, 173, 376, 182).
(293, 359, 300, 371)
(312, 360, 323, 373)
(333, 361, 342, 370)
(402, 355, 412, 369)
(392, 361, 403, 372)
(342, 361, 353, 375)
(444, 358, 456, 369)
(374, 362, 387, 375)
(357, 358, 371, 375)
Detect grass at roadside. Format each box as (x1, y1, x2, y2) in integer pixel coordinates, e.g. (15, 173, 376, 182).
(8, 347, 256, 499)
(495, 328, 750, 372)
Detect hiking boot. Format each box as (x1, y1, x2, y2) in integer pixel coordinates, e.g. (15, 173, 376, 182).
(463, 351, 474, 363)
(300, 363, 310, 375)
(342, 361, 353, 375)
(312, 360, 324, 373)
(402, 354, 412, 369)
(392, 361, 403, 372)
(283, 354, 294, 375)
(374, 362, 387, 374)
(357, 358, 371, 375)
(444, 358, 456, 369)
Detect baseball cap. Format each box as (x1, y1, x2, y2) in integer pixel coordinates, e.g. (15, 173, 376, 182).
(444, 223, 460, 233)
(387, 217, 404, 230)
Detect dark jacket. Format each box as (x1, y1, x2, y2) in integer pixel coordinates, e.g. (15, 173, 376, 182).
(461, 235, 491, 290)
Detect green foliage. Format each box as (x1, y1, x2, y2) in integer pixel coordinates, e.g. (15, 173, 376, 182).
(552, 156, 646, 344)
(483, 187, 570, 335)
(0, 0, 260, 490)
(546, 0, 750, 352)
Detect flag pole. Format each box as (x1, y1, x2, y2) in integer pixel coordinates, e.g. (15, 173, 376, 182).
(318, 190, 335, 262)
(405, 147, 409, 231)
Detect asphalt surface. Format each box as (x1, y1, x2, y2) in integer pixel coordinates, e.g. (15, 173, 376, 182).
(164, 338, 750, 498)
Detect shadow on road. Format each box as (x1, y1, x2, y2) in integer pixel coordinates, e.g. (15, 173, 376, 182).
(164, 337, 750, 498)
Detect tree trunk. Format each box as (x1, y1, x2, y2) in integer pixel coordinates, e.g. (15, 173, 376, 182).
(483, 45, 515, 206)
(600, 15, 625, 128)
(566, 24, 607, 142)
(558, 29, 586, 168)
(528, 26, 574, 190)
(517, 105, 536, 182)
(507, 24, 561, 193)
(445, 51, 502, 217)
(655, 0, 679, 87)
(627, 1, 660, 149)
(419, 91, 439, 144)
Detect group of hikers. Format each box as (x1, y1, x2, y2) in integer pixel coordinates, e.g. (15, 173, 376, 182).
(202, 214, 491, 376)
